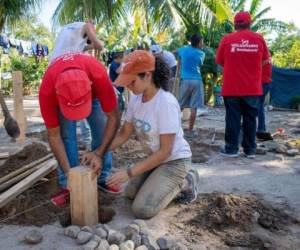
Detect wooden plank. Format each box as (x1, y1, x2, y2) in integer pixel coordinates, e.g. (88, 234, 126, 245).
(69, 166, 98, 226)
(0, 165, 42, 192)
(0, 152, 9, 159)
(0, 153, 53, 185)
(12, 71, 26, 143)
(0, 159, 57, 208)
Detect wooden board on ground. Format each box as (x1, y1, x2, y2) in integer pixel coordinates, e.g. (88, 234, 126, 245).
(69, 166, 98, 226)
(0, 159, 57, 208)
(0, 152, 9, 159)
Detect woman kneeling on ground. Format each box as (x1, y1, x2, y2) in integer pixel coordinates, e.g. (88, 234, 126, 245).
(107, 50, 199, 219)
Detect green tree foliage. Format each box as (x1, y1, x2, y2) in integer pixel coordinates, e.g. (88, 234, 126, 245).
(271, 28, 300, 69)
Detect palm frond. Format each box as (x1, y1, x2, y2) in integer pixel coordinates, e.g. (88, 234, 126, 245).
(249, 0, 262, 16)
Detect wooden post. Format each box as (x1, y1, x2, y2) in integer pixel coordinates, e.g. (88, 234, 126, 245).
(12, 71, 26, 142)
(69, 166, 98, 226)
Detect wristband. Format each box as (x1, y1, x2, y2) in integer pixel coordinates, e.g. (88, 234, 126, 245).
(127, 168, 134, 178)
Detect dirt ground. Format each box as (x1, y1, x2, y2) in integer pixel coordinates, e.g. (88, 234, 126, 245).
(0, 102, 299, 249)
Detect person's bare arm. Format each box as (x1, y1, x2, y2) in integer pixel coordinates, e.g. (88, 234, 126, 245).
(107, 134, 175, 186)
(109, 121, 134, 151)
(47, 127, 70, 174)
(83, 22, 104, 50)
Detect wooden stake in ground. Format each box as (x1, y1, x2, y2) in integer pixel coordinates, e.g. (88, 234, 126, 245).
(69, 166, 98, 226)
(12, 71, 26, 142)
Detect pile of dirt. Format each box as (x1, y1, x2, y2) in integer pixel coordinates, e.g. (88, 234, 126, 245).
(173, 193, 298, 248)
(0, 142, 49, 178)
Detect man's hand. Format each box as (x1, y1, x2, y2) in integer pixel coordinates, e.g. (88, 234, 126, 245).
(106, 170, 129, 187)
(81, 151, 102, 176)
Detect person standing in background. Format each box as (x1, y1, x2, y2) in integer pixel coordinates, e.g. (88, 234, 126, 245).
(216, 11, 271, 158)
(178, 34, 205, 139)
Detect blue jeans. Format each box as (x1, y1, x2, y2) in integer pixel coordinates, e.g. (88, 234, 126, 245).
(79, 119, 92, 149)
(257, 83, 272, 132)
(57, 99, 112, 188)
(224, 96, 259, 155)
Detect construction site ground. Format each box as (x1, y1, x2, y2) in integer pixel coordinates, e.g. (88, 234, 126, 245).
(0, 98, 299, 250)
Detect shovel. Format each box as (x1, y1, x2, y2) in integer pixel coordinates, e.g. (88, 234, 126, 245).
(0, 90, 20, 138)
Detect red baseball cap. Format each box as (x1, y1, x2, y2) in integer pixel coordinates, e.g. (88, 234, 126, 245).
(234, 11, 251, 25)
(55, 69, 92, 120)
(114, 50, 155, 87)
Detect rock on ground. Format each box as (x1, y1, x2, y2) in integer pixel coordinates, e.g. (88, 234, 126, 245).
(141, 234, 159, 250)
(135, 246, 149, 250)
(95, 227, 108, 239)
(83, 240, 99, 250)
(108, 244, 119, 250)
(131, 233, 142, 248)
(81, 226, 94, 233)
(119, 240, 135, 250)
(76, 231, 93, 245)
(125, 224, 140, 239)
(132, 219, 147, 230)
(64, 225, 80, 239)
(156, 236, 176, 249)
(96, 239, 110, 250)
(107, 231, 126, 245)
(24, 229, 43, 245)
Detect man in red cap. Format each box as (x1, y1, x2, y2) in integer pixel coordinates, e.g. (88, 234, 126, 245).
(216, 11, 271, 158)
(39, 52, 119, 205)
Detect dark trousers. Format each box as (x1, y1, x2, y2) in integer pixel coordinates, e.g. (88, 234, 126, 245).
(224, 96, 259, 155)
(257, 83, 272, 132)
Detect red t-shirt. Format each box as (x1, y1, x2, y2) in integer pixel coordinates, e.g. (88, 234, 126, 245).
(216, 29, 270, 96)
(262, 61, 272, 84)
(39, 53, 117, 128)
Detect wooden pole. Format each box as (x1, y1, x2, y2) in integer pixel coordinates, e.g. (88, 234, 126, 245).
(69, 166, 98, 226)
(12, 71, 26, 142)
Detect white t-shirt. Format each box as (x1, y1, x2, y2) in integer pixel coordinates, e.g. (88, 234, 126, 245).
(124, 89, 191, 162)
(50, 22, 87, 62)
(162, 51, 177, 68)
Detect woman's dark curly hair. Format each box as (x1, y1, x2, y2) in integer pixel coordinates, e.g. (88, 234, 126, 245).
(138, 56, 171, 91)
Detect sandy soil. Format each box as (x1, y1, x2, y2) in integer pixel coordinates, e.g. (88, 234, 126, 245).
(0, 101, 299, 249)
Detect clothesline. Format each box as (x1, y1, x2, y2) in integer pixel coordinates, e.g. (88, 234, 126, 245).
(0, 33, 49, 57)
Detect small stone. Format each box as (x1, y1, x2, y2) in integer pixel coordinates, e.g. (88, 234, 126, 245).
(76, 231, 93, 245)
(91, 235, 102, 243)
(170, 243, 188, 250)
(119, 240, 134, 250)
(286, 149, 299, 156)
(141, 234, 159, 250)
(108, 244, 119, 250)
(82, 226, 94, 233)
(64, 225, 81, 239)
(135, 246, 148, 250)
(256, 147, 268, 155)
(96, 239, 110, 250)
(157, 236, 176, 249)
(131, 233, 142, 248)
(132, 219, 147, 230)
(107, 231, 126, 245)
(125, 224, 140, 239)
(95, 227, 108, 239)
(83, 240, 99, 250)
(24, 229, 43, 244)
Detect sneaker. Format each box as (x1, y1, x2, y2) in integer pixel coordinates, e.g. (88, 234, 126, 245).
(219, 148, 239, 158)
(178, 169, 200, 204)
(98, 183, 121, 194)
(244, 153, 255, 159)
(256, 132, 273, 141)
(50, 188, 70, 206)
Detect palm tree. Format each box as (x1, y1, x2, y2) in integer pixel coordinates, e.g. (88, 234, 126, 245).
(52, 0, 126, 27)
(229, 0, 287, 33)
(0, 0, 41, 31)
